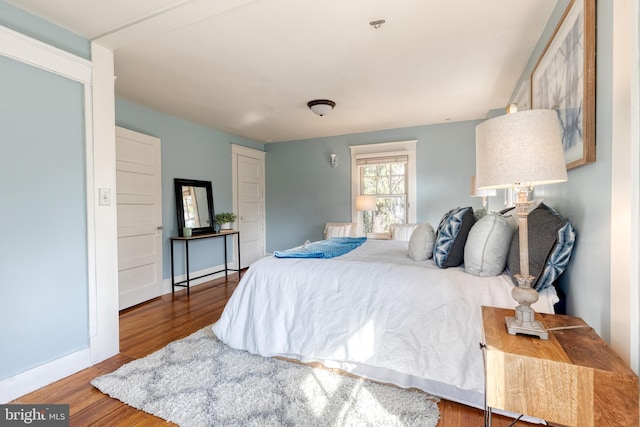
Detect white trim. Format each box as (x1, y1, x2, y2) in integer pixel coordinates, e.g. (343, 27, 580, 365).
(350, 140, 417, 155)
(0, 25, 91, 84)
(88, 43, 119, 364)
(630, 0, 640, 374)
(232, 143, 266, 160)
(349, 140, 417, 226)
(86, 79, 97, 339)
(0, 349, 92, 403)
(610, 0, 638, 369)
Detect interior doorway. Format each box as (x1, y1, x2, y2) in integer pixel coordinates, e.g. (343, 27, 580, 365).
(232, 144, 266, 268)
(115, 126, 163, 309)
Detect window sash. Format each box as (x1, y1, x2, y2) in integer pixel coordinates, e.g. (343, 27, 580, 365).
(359, 158, 409, 229)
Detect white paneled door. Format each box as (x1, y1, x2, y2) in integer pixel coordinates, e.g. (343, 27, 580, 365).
(233, 145, 265, 268)
(116, 127, 162, 310)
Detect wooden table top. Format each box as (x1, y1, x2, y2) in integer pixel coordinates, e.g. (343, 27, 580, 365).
(482, 306, 635, 375)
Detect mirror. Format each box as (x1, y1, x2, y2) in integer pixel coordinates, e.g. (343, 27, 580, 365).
(174, 178, 215, 236)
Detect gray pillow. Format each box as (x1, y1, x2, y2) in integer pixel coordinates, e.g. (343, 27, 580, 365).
(464, 213, 516, 276)
(507, 203, 576, 290)
(408, 223, 436, 261)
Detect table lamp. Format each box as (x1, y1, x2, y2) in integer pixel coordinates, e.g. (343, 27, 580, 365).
(475, 108, 567, 339)
(356, 195, 377, 233)
(470, 175, 497, 211)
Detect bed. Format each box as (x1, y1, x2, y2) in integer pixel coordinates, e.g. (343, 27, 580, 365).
(213, 204, 575, 412)
(213, 239, 560, 409)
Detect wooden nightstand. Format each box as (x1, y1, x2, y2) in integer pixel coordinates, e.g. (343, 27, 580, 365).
(481, 306, 638, 427)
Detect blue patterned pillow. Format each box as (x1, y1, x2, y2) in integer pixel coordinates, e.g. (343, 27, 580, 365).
(433, 207, 476, 268)
(507, 203, 576, 291)
(537, 221, 576, 289)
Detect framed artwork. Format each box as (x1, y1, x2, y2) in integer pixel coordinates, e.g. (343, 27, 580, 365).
(531, 0, 596, 170)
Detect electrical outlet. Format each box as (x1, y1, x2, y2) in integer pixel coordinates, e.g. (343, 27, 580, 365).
(99, 188, 112, 206)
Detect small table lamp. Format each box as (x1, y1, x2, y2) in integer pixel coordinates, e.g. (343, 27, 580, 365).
(475, 108, 567, 339)
(356, 195, 377, 233)
(470, 175, 497, 211)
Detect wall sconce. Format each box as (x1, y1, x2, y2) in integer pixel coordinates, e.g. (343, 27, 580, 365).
(330, 153, 338, 168)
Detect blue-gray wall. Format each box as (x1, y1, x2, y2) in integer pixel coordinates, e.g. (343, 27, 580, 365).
(516, 0, 613, 339)
(115, 99, 263, 277)
(265, 120, 483, 251)
(0, 1, 90, 380)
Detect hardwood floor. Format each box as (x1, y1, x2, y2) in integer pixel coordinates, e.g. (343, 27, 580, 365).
(12, 274, 532, 426)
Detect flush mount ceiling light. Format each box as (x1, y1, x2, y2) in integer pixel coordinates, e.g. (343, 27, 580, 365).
(307, 99, 336, 116)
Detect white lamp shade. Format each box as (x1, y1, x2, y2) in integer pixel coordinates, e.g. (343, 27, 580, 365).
(475, 109, 568, 189)
(356, 195, 377, 211)
(470, 175, 497, 197)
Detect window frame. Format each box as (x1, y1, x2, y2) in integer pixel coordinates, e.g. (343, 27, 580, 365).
(350, 140, 417, 238)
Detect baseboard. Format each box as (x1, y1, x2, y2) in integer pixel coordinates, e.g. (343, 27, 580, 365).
(0, 348, 92, 403)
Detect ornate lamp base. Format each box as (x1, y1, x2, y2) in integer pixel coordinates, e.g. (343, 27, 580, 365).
(505, 274, 549, 340)
(506, 311, 549, 340)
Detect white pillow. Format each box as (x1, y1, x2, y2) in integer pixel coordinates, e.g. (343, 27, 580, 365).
(325, 224, 352, 238)
(390, 224, 420, 241)
(464, 213, 516, 276)
(408, 223, 436, 261)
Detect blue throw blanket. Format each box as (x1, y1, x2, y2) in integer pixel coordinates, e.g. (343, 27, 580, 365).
(274, 237, 366, 259)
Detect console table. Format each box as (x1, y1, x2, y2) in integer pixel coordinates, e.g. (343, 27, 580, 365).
(170, 230, 241, 294)
(481, 306, 638, 427)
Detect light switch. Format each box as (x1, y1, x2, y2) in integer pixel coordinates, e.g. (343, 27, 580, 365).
(99, 188, 112, 206)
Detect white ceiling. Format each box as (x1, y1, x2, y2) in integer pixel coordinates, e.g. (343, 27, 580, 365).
(8, 0, 557, 142)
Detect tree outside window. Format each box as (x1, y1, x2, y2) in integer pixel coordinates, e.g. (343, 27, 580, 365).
(360, 162, 407, 233)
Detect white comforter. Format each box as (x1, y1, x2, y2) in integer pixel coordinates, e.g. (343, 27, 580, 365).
(213, 239, 559, 409)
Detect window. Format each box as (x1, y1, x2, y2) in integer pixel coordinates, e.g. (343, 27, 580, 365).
(350, 141, 417, 236)
(359, 156, 408, 232)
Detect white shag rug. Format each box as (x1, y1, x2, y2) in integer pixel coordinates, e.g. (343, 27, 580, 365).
(91, 326, 440, 427)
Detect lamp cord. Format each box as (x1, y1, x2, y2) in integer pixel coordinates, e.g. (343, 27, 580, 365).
(546, 325, 591, 331)
(508, 415, 523, 426)
(508, 415, 550, 426)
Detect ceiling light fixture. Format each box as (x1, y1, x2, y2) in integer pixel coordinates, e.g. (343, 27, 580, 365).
(307, 99, 336, 116)
(369, 19, 386, 29)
